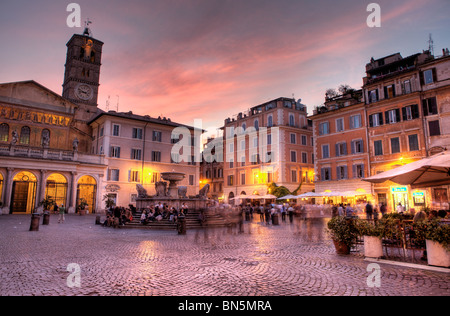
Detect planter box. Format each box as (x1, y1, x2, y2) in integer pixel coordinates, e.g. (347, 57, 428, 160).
(364, 236, 383, 258)
(333, 240, 350, 255)
(426, 240, 450, 268)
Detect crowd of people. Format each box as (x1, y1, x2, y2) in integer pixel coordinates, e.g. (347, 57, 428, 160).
(139, 202, 189, 225)
(102, 205, 134, 227)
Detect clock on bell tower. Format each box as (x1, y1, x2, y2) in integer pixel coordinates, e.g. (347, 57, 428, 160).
(62, 23, 103, 112)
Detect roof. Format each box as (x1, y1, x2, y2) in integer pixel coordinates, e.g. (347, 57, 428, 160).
(88, 110, 204, 132)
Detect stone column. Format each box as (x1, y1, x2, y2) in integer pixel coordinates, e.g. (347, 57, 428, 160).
(68, 171, 77, 214)
(38, 169, 47, 204)
(3, 168, 14, 214)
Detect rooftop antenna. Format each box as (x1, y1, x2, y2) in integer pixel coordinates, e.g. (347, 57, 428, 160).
(428, 33, 434, 56)
(116, 95, 120, 112)
(105, 95, 110, 111)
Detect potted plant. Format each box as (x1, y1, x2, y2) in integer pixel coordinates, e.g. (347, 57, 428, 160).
(327, 216, 358, 255)
(39, 196, 55, 211)
(78, 198, 88, 215)
(424, 219, 450, 268)
(103, 194, 116, 210)
(356, 219, 385, 258)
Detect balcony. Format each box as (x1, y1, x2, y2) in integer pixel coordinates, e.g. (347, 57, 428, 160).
(0, 144, 106, 165)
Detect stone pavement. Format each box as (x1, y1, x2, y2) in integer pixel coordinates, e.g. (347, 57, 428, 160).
(0, 214, 448, 296)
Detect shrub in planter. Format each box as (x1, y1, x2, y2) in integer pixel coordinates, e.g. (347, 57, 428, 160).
(327, 216, 358, 255)
(424, 219, 450, 267)
(356, 219, 385, 258)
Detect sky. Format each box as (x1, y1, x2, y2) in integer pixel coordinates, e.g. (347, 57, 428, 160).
(1, 0, 449, 137)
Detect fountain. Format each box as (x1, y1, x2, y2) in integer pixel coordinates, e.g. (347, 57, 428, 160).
(135, 171, 209, 211)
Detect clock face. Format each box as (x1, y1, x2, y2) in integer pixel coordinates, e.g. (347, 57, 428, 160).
(76, 84, 93, 101)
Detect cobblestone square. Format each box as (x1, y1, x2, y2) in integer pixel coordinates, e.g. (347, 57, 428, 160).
(0, 214, 448, 296)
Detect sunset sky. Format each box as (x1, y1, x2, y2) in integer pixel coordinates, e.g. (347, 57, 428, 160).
(1, 0, 449, 136)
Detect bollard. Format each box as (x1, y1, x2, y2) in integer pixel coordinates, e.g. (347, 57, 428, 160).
(177, 216, 186, 235)
(272, 213, 279, 225)
(95, 215, 101, 225)
(30, 213, 40, 231)
(42, 211, 50, 225)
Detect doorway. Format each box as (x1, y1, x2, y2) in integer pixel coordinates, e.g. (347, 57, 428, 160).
(76, 175, 97, 214)
(11, 171, 37, 214)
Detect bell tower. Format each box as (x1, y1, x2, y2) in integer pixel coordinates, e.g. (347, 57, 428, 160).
(62, 21, 103, 113)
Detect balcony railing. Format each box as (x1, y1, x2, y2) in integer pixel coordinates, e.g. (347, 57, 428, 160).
(0, 143, 105, 165)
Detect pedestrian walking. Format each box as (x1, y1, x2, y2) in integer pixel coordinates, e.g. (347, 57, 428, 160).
(365, 201, 373, 220)
(58, 204, 66, 223)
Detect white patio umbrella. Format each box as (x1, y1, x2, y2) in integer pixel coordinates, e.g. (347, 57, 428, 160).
(296, 192, 320, 198)
(363, 151, 450, 188)
(261, 194, 277, 199)
(277, 194, 298, 200)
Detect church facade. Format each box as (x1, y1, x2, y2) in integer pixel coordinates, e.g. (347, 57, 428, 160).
(0, 27, 200, 215)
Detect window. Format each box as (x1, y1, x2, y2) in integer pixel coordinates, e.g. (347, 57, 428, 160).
(129, 170, 140, 183)
(408, 134, 419, 151)
(229, 159, 234, 168)
(374, 140, 383, 156)
(384, 84, 396, 99)
(112, 124, 120, 136)
(108, 169, 120, 181)
(301, 152, 308, 164)
(290, 133, 296, 144)
(337, 166, 348, 180)
(267, 134, 272, 145)
(267, 115, 273, 127)
(189, 175, 194, 186)
(350, 114, 362, 129)
(402, 104, 419, 121)
(369, 113, 383, 127)
(322, 144, 330, 159)
(290, 151, 297, 163)
(336, 118, 344, 132)
(390, 137, 400, 154)
(254, 120, 259, 131)
(252, 137, 258, 148)
(229, 142, 234, 153)
(429, 120, 441, 136)
(289, 114, 295, 127)
(0, 123, 8, 142)
(171, 153, 180, 164)
(19, 126, 30, 145)
(319, 122, 330, 135)
(240, 172, 246, 185)
(99, 127, 104, 137)
(240, 155, 246, 167)
(132, 128, 143, 139)
(353, 164, 365, 179)
(311, 154, 314, 164)
(152, 131, 162, 142)
(402, 80, 412, 94)
(251, 154, 260, 165)
(368, 89, 379, 103)
(291, 170, 297, 183)
(385, 109, 401, 124)
(151, 173, 159, 183)
(227, 175, 234, 186)
(240, 140, 245, 151)
(151, 151, 161, 162)
(423, 69, 436, 85)
(131, 148, 142, 160)
(351, 139, 364, 154)
(301, 135, 307, 146)
(321, 168, 331, 181)
(335, 142, 347, 157)
(422, 97, 438, 116)
(110, 146, 121, 158)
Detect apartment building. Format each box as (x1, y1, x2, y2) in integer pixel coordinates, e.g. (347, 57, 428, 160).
(363, 49, 450, 211)
(222, 97, 314, 203)
(310, 89, 372, 205)
(89, 111, 201, 208)
(199, 136, 224, 200)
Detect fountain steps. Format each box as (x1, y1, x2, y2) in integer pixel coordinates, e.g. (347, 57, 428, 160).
(123, 210, 229, 230)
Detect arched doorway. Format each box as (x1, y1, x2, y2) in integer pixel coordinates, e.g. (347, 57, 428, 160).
(45, 173, 68, 208)
(76, 175, 97, 214)
(11, 171, 37, 214)
(228, 192, 235, 205)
